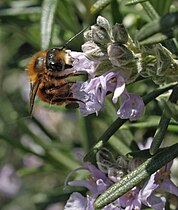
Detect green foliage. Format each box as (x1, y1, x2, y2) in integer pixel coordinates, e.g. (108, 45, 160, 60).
(0, 0, 178, 209)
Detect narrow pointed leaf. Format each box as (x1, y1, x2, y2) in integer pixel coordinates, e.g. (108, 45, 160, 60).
(137, 12, 178, 42)
(41, 0, 58, 50)
(126, 0, 148, 6)
(141, 1, 159, 20)
(139, 31, 174, 45)
(163, 100, 178, 123)
(90, 0, 112, 15)
(150, 86, 178, 154)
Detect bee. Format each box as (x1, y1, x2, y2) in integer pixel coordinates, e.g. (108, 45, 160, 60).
(27, 28, 88, 115)
(27, 47, 83, 115)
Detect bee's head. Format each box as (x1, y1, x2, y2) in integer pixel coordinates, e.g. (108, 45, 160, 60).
(46, 48, 73, 71)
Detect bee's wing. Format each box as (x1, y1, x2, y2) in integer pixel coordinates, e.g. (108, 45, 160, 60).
(29, 80, 40, 115)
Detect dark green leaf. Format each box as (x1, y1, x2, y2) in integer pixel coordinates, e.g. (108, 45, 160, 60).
(150, 86, 178, 154)
(164, 100, 178, 122)
(150, 0, 173, 16)
(137, 12, 178, 42)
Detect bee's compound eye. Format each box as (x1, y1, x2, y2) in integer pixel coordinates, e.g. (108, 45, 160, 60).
(34, 56, 45, 72)
(46, 48, 64, 71)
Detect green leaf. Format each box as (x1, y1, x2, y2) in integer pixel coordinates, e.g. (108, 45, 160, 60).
(150, 0, 173, 16)
(124, 116, 160, 128)
(142, 84, 177, 105)
(84, 118, 127, 163)
(41, 0, 58, 50)
(90, 0, 112, 14)
(94, 143, 178, 209)
(109, 135, 131, 155)
(150, 86, 178, 154)
(141, 1, 159, 20)
(126, 148, 157, 159)
(0, 7, 40, 16)
(126, 0, 148, 6)
(137, 12, 178, 42)
(56, 1, 81, 33)
(164, 100, 178, 122)
(139, 31, 174, 45)
(150, 113, 170, 155)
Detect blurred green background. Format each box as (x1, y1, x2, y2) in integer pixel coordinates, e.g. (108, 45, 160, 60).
(0, 0, 178, 209)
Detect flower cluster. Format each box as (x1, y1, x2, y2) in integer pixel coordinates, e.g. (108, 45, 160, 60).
(67, 15, 178, 118)
(64, 148, 178, 210)
(68, 16, 144, 120)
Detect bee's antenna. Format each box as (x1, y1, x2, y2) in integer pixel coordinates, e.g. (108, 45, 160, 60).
(62, 26, 89, 49)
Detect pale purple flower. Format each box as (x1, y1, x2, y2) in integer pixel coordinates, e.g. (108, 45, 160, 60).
(72, 80, 104, 116)
(155, 162, 178, 197)
(128, 160, 178, 210)
(62, 16, 145, 119)
(64, 162, 121, 209)
(67, 162, 110, 197)
(72, 71, 125, 116)
(23, 155, 43, 168)
(139, 173, 166, 210)
(117, 90, 145, 121)
(64, 192, 87, 210)
(64, 150, 178, 210)
(46, 203, 64, 210)
(115, 161, 178, 210)
(66, 50, 145, 120)
(0, 165, 21, 197)
(65, 160, 146, 209)
(118, 187, 141, 210)
(69, 51, 99, 75)
(65, 192, 120, 210)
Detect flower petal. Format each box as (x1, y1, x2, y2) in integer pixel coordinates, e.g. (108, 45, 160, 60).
(70, 51, 99, 75)
(112, 75, 125, 104)
(117, 91, 144, 120)
(142, 194, 166, 210)
(159, 178, 178, 197)
(64, 192, 87, 210)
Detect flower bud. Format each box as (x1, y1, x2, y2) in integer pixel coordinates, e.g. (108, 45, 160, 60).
(82, 41, 108, 61)
(91, 25, 111, 45)
(107, 43, 134, 66)
(96, 16, 111, 33)
(155, 46, 172, 76)
(112, 23, 128, 44)
(96, 148, 115, 173)
(83, 30, 92, 41)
